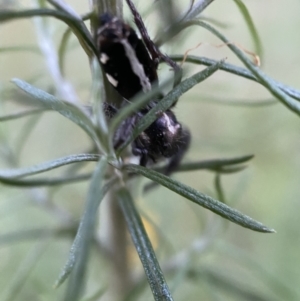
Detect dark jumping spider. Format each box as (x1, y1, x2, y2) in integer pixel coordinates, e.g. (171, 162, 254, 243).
(96, 1, 190, 174)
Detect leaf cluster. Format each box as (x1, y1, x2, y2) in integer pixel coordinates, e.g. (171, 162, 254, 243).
(1, 1, 299, 301)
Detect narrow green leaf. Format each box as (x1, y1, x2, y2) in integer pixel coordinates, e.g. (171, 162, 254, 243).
(232, 0, 263, 57)
(144, 156, 250, 193)
(170, 55, 300, 101)
(55, 158, 108, 292)
(117, 60, 223, 153)
(46, 0, 82, 17)
(51, 0, 93, 75)
(0, 225, 76, 245)
(58, 27, 72, 76)
(12, 79, 100, 146)
(212, 165, 247, 174)
(183, 0, 215, 21)
(0, 8, 96, 57)
(0, 45, 41, 54)
(117, 187, 174, 301)
(214, 174, 226, 204)
(124, 164, 275, 233)
(0, 154, 100, 179)
(193, 21, 300, 116)
(155, 7, 215, 48)
(0, 108, 46, 122)
(195, 94, 277, 107)
(156, 154, 254, 173)
(90, 57, 110, 153)
(0, 172, 92, 187)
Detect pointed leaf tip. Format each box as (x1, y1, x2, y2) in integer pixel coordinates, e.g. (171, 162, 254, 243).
(124, 164, 275, 233)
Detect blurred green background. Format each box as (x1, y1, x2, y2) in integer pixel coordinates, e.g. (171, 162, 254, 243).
(1, 0, 300, 300)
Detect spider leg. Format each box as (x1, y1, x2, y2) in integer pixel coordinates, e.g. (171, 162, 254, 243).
(125, 0, 182, 90)
(139, 154, 148, 167)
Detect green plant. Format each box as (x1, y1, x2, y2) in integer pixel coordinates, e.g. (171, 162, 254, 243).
(1, 0, 299, 301)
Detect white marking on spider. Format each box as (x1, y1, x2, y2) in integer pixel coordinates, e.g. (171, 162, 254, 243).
(100, 53, 109, 64)
(163, 113, 180, 135)
(135, 30, 142, 40)
(120, 39, 151, 93)
(106, 73, 118, 87)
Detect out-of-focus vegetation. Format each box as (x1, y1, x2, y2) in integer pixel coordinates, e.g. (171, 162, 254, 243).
(0, 0, 300, 300)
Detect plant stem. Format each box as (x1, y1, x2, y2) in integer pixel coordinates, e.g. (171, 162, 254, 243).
(90, 0, 132, 299)
(98, 190, 132, 300)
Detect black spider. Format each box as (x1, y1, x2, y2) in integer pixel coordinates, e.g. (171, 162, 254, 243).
(96, 2, 190, 174)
